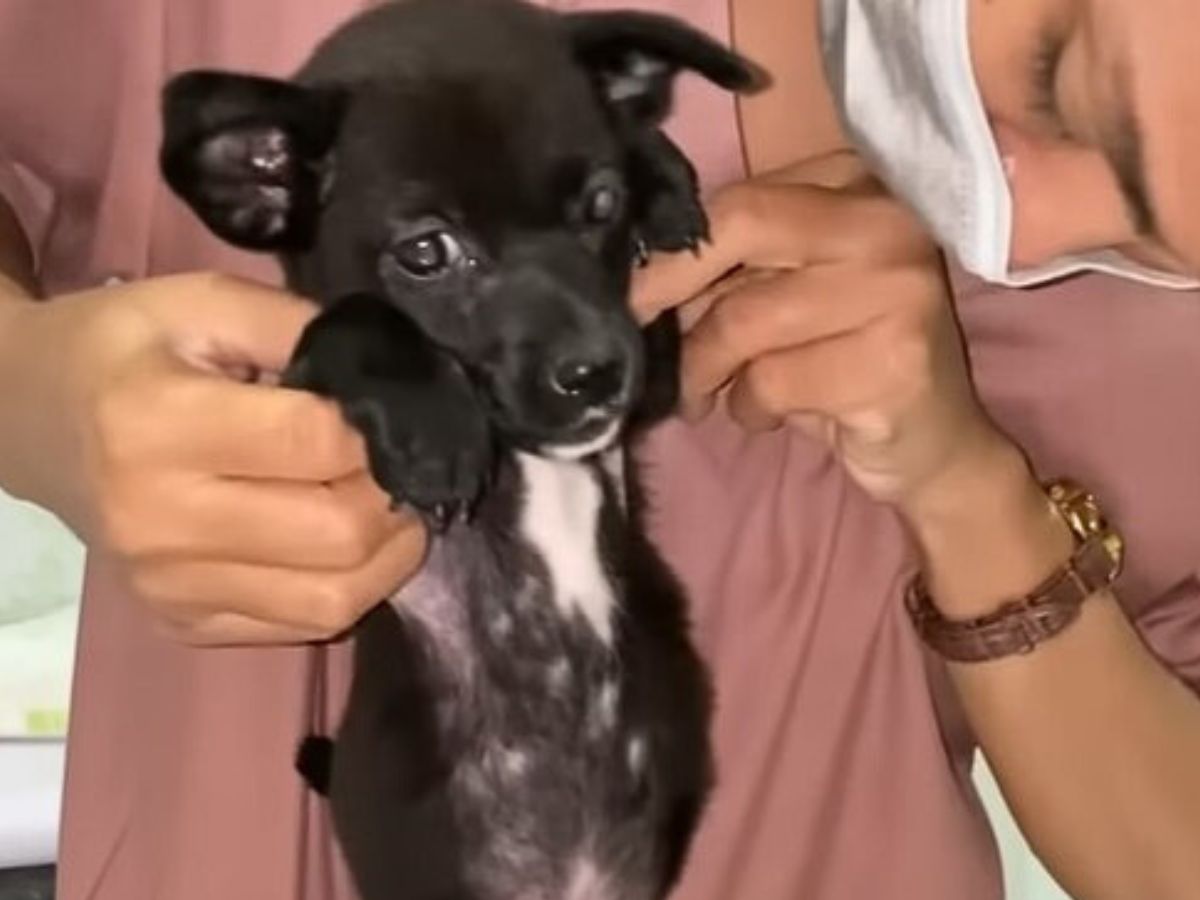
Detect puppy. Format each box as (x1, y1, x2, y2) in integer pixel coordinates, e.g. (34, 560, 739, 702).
(160, 1, 760, 897)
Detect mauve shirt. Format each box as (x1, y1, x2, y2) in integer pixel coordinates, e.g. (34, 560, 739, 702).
(2, 1, 1199, 898)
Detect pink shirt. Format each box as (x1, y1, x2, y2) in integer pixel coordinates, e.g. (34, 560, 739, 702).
(2, 1, 1199, 898)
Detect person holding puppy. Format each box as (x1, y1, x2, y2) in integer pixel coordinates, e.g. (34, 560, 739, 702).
(0, 0, 1197, 898)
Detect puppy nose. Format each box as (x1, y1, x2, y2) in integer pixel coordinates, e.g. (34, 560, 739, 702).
(549, 350, 625, 406)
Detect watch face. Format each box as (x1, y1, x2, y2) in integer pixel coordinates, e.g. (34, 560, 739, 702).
(1101, 531, 1126, 574)
(909, 479, 1125, 663)
(1047, 480, 1109, 541)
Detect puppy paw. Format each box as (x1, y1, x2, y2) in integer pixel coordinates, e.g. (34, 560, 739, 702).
(634, 192, 708, 258)
(286, 294, 494, 529)
(631, 307, 682, 427)
(627, 129, 711, 259)
(346, 375, 493, 528)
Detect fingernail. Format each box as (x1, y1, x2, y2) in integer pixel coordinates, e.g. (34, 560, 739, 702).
(1001, 154, 1016, 180)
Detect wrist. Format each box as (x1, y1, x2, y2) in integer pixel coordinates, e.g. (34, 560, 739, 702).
(0, 286, 26, 350)
(899, 437, 1075, 619)
(0, 193, 38, 300)
(0, 269, 34, 303)
(0, 295, 38, 401)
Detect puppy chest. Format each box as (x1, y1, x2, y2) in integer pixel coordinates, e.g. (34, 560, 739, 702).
(391, 496, 662, 898)
(450, 724, 662, 900)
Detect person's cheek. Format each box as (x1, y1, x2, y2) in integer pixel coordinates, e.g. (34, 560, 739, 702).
(991, 120, 1135, 265)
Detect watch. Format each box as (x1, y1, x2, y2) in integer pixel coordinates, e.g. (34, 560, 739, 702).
(905, 479, 1126, 663)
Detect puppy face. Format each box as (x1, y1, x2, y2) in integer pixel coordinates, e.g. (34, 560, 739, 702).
(161, 0, 759, 456)
(313, 75, 640, 455)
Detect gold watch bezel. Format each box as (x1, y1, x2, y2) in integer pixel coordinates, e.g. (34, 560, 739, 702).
(1045, 478, 1125, 572)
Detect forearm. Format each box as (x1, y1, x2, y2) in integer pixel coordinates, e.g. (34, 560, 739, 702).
(901, 441, 1200, 900)
(0, 194, 37, 300)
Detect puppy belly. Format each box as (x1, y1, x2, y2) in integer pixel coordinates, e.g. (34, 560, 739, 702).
(382, 544, 658, 900)
(388, 539, 472, 655)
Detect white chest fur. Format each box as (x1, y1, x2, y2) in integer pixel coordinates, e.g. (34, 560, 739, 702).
(516, 452, 617, 646)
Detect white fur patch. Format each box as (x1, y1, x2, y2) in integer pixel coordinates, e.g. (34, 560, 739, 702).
(496, 746, 530, 778)
(604, 52, 669, 103)
(600, 447, 627, 512)
(590, 680, 619, 737)
(389, 543, 472, 668)
(516, 453, 616, 645)
(488, 610, 514, 642)
(542, 419, 621, 462)
(514, 572, 540, 613)
(564, 856, 613, 900)
(626, 734, 647, 777)
(546, 657, 573, 695)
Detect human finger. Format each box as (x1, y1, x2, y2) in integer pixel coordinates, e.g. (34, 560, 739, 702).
(97, 359, 367, 482)
(631, 178, 896, 322)
(724, 326, 898, 431)
(679, 265, 891, 415)
(139, 272, 321, 376)
(104, 469, 405, 570)
(131, 520, 428, 639)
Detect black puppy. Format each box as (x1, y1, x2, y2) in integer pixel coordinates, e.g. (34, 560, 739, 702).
(160, 1, 760, 897)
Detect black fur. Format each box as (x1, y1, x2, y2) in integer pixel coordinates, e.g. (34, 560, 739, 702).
(160, 1, 762, 897)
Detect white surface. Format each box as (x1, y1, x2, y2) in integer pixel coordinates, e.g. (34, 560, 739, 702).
(974, 754, 1074, 899)
(0, 489, 80, 868)
(0, 604, 79, 738)
(0, 740, 64, 867)
(0, 488, 83, 738)
(0, 490, 83, 626)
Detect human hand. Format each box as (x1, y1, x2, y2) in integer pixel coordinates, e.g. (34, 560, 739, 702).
(631, 151, 1014, 513)
(0, 273, 426, 645)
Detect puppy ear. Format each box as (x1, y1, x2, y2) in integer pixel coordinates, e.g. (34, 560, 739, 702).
(160, 71, 345, 250)
(565, 11, 766, 127)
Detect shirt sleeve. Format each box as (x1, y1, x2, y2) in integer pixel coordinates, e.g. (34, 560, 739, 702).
(0, 0, 142, 284)
(0, 2, 75, 271)
(0, 149, 56, 273)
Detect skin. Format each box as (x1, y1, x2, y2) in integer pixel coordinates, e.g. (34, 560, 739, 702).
(0, 273, 425, 645)
(0, 0, 1198, 892)
(627, 0, 1200, 897)
(0, 197, 35, 297)
(970, 0, 1200, 274)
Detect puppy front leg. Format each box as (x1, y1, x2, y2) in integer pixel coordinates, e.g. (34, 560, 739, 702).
(626, 129, 711, 262)
(284, 294, 494, 528)
(631, 307, 682, 428)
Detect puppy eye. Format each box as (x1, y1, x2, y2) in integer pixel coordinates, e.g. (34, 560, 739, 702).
(575, 168, 625, 228)
(585, 184, 620, 224)
(392, 230, 463, 278)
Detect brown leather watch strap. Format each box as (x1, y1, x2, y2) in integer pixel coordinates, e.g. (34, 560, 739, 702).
(905, 535, 1121, 663)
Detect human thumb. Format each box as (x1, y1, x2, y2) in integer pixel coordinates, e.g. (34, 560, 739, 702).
(137, 272, 321, 376)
